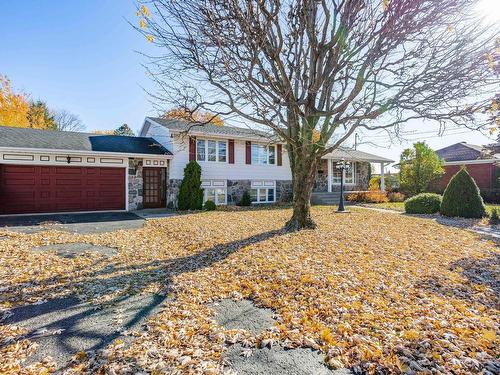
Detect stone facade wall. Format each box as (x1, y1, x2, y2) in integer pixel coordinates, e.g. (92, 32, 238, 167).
(276, 180, 293, 202)
(331, 161, 370, 192)
(313, 160, 371, 192)
(227, 179, 251, 205)
(355, 162, 370, 190)
(128, 159, 144, 211)
(313, 159, 329, 192)
(167, 179, 183, 209)
(167, 178, 294, 206)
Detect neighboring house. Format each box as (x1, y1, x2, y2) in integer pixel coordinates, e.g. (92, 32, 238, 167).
(432, 142, 500, 201)
(0, 120, 392, 215)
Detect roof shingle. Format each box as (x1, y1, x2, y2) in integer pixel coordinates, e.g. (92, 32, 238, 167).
(147, 117, 274, 140)
(0, 126, 172, 155)
(325, 148, 394, 163)
(435, 142, 484, 162)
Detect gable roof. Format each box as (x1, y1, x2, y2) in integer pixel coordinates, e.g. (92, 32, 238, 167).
(0, 126, 172, 156)
(435, 142, 486, 162)
(324, 147, 394, 163)
(147, 117, 392, 162)
(147, 117, 274, 141)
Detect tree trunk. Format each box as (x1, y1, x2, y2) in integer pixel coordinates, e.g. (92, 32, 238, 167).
(285, 156, 318, 231)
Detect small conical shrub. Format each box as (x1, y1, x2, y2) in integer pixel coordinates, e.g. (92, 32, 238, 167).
(440, 167, 486, 218)
(204, 200, 216, 211)
(177, 161, 204, 210)
(239, 190, 252, 206)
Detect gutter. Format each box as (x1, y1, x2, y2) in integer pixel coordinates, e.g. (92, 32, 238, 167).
(443, 159, 498, 166)
(0, 146, 173, 159)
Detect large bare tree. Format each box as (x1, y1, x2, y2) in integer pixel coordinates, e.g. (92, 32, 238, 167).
(137, 0, 499, 231)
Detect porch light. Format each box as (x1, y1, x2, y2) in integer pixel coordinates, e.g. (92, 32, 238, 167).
(335, 159, 351, 213)
(66, 156, 71, 164)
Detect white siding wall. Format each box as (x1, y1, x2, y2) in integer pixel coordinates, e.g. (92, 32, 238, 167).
(142, 121, 173, 151)
(143, 121, 292, 181)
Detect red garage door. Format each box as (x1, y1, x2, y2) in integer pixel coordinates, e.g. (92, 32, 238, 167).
(0, 165, 126, 214)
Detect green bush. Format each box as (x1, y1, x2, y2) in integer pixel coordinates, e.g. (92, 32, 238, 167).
(203, 200, 216, 211)
(489, 208, 499, 225)
(404, 193, 442, 214)
(239, 190, 252, 206)
(440, 168, 486, 218)
(177, 161, 204, 210)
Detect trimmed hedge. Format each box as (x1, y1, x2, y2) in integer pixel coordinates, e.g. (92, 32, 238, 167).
(404, 193, 442, 214)
(203, 200, 216, 211)
(440, 168, 486, 218)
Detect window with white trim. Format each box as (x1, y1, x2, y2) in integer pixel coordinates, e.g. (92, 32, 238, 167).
(197, 139, 227, 163)
(205, 188, 227, 205)
(250, 188, 275, 203)
(251, 144, 276, 165)
(202, 180, 227, 205)
(332, 161, 355, 184)
(250, 181, 276, 203)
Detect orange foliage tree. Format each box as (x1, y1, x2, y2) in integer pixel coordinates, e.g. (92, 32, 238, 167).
(0, 75, 29, 127)
(162, 108, 224, 126)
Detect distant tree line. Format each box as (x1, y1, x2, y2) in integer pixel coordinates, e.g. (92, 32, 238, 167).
(0, 75, 85, 132)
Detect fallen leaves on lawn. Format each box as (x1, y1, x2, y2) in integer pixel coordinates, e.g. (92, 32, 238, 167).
(0, 207, 498, 374)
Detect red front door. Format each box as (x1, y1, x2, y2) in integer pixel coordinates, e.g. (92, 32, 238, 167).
(0, 165, 125, 214)
(143, 167, 166, 208)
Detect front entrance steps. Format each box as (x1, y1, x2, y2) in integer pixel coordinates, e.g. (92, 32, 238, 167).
(311, 192, 346, 205)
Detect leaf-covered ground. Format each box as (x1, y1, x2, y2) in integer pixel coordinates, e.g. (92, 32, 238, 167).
(0, 207, 498, 374)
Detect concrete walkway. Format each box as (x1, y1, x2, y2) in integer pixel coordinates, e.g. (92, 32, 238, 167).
(133, 208, 177, 220)
(0, 212, 145, 234)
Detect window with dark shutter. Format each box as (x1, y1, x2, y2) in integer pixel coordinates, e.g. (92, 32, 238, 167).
(228, 139, 235, 164)
(277, 144, 283, 166)
(189, 137, 196, 161)
(245, 141, 251, 164)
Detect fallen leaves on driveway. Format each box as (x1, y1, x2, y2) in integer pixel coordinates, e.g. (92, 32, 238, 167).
(0, 207, 498, 374)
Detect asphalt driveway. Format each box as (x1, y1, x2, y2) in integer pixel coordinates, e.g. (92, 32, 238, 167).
(0, 212, 145, 234)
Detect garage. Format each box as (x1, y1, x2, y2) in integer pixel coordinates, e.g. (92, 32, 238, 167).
(0, 165, 126, 215)
(0, 126, 172, 215)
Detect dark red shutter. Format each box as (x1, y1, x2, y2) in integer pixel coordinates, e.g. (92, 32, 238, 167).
(228, 139, 235, 164)
(189, 136, 196, 161)
(277, 144, 282, 166)
(245, 141, 252, 164)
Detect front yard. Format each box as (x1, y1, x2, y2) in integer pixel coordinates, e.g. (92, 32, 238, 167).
(1, 207, 498, 374)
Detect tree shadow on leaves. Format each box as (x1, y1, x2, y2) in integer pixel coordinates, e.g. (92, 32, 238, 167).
(1, 228, 285, 368)
(417, 252, 499, 309)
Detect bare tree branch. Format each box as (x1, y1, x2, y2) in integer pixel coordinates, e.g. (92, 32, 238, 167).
(136, 0, 500, 230)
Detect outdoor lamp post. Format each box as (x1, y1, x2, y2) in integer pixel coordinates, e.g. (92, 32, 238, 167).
(336, 159, 350, 212)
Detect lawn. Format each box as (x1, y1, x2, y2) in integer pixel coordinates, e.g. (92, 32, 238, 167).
(0, 207, 498, 373)
(363, 201, 500, 215)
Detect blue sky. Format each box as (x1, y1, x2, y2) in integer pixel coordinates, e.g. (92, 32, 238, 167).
(1, 0, 496, 169)
(1, 0, 156, 133)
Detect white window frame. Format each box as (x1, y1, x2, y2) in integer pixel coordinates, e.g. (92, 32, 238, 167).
(251, 143, 276, 165)
(196, 138, 228, 163)
(250, 180, 276, 203)
(202, 180, 227, 205)
(331, 161, 356, 185)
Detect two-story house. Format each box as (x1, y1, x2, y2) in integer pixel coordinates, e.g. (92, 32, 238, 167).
(140, 117, 393, 208)
(0, 119, 392, 215)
